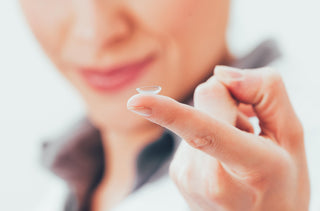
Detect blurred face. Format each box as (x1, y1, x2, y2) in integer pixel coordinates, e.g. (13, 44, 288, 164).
(20, 0, 230, 133)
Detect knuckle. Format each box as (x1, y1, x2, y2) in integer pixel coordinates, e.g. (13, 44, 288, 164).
(202, 164, 225, 203)
(206, 136, 220, 152)
(158, 106, 180, 126)
(228, 79, 243, 90)
(204, 182, 224, 203)
(169, 161, 194, 192)
(159, 114, 176, 126)
(194, 83, 212, 102)
(245, 172, 270, 192)
(194, 79, 226, 100)
(187, 135, 217, 150)
(194, 82, 208, 96)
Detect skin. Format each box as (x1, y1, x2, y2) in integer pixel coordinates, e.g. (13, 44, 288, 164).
(128, 66, 310, 210)
(19, 0, 310, 210)
(19, 0, 230, 133)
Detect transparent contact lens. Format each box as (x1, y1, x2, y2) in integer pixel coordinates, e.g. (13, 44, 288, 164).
(136, 86, 162, 95)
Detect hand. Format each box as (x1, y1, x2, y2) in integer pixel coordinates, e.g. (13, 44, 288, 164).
(127, 66, 310, 211)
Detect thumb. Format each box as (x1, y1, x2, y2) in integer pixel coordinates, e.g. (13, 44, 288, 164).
(214, 66, 303, 147)
(194, 77, 238, 125)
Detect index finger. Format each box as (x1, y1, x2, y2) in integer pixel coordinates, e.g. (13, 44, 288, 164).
(127, 94, 275, 172)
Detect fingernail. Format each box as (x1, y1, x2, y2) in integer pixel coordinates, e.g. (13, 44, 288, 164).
(128, 106, 152, 117)
(214, 65, 244, 80)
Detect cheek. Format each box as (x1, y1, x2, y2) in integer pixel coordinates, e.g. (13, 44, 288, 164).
(131, 0, 201, 36)
(20, 0, 71, 60)
(131, 0, 229, 90)
(134, 0, 228, 44)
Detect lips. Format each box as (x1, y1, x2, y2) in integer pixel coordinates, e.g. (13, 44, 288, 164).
(79, 54, 155, 93)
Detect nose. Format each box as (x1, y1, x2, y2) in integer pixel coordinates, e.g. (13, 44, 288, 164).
(70, 1, 132, 50)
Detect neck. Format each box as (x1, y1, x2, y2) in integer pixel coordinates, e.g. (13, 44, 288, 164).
(91, 123, 164, 210)
(100, 123, 164, 167)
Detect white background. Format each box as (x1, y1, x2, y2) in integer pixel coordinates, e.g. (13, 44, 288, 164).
(1, 0, 320, 210)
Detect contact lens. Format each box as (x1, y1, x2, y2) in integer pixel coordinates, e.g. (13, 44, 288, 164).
(136, 86, 162, 94)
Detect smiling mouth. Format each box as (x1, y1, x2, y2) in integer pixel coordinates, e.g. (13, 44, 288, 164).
(79, 54, 156, 93)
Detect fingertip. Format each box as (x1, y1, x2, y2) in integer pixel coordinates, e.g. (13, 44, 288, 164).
(127, 94, 158, 117)
(127, 94, 142, 108)
(127, 93, 168, 109)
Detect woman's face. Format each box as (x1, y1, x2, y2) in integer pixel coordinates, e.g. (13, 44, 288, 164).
(20, 0, 230, 133)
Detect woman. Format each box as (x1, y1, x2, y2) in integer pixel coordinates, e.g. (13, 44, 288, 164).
(19, 0, 310, 210)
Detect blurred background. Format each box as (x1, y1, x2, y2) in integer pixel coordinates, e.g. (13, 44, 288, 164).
(0, 0, 320, 210)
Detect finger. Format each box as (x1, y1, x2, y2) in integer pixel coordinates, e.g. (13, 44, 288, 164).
(215, 66, 303, 146)
(236, 111, 254, 133)
(194, 77, 238, 125)
(170, 142, 255, 210)
(238, 103, 256, 117)
(194, 78, 254, 133)
(127, 94, 273, 172)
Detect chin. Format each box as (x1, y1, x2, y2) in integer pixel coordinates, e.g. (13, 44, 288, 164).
(87, 109, 153, 133)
